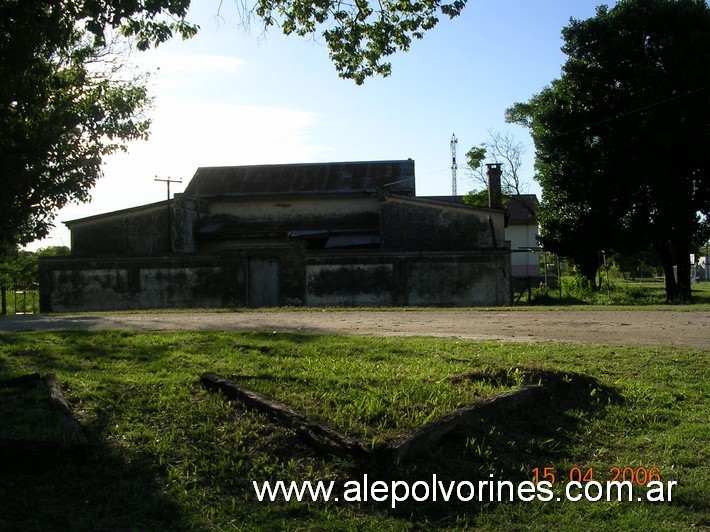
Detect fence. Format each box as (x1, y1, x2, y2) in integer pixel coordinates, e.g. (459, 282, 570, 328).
(1, 284, 40, 315)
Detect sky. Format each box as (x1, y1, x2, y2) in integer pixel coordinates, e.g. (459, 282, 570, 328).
(26, 0, 617, 251)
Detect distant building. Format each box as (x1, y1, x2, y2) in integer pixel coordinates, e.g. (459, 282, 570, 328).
(39, 160, 512, 311)
(505, 194, 540, 279)
(422, 190, 541, 282)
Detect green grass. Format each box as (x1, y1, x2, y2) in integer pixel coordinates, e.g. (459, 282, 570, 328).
(0, 331, 707, 530)
(524, 277, 710, 309)
(0, 381, 66, 444)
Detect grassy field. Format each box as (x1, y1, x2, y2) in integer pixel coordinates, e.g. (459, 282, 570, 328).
(0, 330, 707, 530)
(521, 277, 710, 307)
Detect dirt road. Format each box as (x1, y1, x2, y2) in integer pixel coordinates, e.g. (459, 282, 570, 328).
(1, 309, 708, 350)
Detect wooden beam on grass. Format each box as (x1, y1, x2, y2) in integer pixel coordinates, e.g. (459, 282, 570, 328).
(201, 373, 550, 462)
(200, 372, 373, 459)
(388, 384, 545, 462)
(43, 373, 88, 452)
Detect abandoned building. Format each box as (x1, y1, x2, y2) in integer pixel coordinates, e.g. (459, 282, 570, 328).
(39, 160, 512, 311)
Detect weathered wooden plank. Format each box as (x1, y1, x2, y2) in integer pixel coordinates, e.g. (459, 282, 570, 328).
(388, 384, 544, 461)
(201, 372, 549, 462)
(200, 372, 372, 459)
(43, 373, 88, 451)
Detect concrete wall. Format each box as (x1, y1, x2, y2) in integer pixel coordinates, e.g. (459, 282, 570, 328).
(208, 195, 379, 220)
(69, 203, 170, 257)
(304, 250, 510, 307)
(68, 198, 201, 257)
(40, 256, 238, 312)
(380, 197, 504, 250)
(50, 192, 512, 311)
(40, 248, 511, 311)
(407, 259, 508, 306)
(306, 263, 395, 306)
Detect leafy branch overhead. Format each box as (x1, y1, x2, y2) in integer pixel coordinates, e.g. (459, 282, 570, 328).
(255, 0, 467, 83)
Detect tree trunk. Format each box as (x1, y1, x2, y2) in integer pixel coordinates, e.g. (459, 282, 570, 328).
(661, 260, 678, 302)
(576, 254, 599, 290)
(673, 247, 692, 303)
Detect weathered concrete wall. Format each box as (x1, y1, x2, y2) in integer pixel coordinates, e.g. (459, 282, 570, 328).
(306, 264, 394, 306)
(51, 191, 512, 311)
(39, 246, 308, 312)
(381, 197, 505, 250)
(40, 247, 511, 312)
(304, 250, 510, 307)
(209, 195, 379, 220)
(406, 259, 508, 306)
(68, 198, 203, 257)
(39, 257, 240, 312)
(68, 203, 170, 257)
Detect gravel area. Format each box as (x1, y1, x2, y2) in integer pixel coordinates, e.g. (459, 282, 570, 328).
(1, 309, 708, 350)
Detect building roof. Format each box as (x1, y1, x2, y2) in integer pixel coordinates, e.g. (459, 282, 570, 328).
(64, 199, 168, 227)
(506, 194, 538, 224)
(184, 160, 416, 197)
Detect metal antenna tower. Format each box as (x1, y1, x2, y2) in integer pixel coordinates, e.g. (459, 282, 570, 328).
(450, 133, 458, 196)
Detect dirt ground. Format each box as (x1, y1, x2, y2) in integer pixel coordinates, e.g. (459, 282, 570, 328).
(1, 309, 708, 350)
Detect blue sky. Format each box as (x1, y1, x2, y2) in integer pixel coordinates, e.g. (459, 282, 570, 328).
(29, 0, 617, 250)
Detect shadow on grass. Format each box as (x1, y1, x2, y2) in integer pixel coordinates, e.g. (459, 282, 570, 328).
(0, 405, 189, 531)
(0, 330, 178, 375)
(357, 369, 624, 523)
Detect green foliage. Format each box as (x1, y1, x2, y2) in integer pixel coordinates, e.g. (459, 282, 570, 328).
(35, 245, 70, 258)
(0, 249, 38, 288)
(527, 276, 694, 306)
(509, 0, 710, 302)
(465, 145, 486, 171)
(0, 1, 196, 248)
(462, 189, 488, 207)
(609, 251, 663, 280)
(256, 0, 467, 84)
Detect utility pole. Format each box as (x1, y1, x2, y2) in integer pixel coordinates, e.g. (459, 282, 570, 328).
(450, 133, 458, 197)
(155, 176, 182, 253)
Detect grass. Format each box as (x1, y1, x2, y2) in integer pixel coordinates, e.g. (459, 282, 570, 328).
(0, 380, 66, 444)
(523, 277, 710, 309)
(0, 330, 707, 530)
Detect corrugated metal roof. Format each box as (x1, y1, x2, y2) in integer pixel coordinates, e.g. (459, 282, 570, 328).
(184, 160, 416, 197)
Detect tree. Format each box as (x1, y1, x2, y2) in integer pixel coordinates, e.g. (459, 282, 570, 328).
(0, 0, 197, 249)
(508, 0, 710, 302)
(465, 130, 527, 197)
(251, 0, 467, 84)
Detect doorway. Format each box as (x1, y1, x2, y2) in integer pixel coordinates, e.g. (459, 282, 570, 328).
(248, 259, 280, 307)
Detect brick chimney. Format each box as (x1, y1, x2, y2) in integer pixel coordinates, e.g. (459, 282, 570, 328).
(486, 163, 503, 209)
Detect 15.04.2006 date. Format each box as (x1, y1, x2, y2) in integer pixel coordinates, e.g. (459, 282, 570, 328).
(532, 466, 662, 486)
